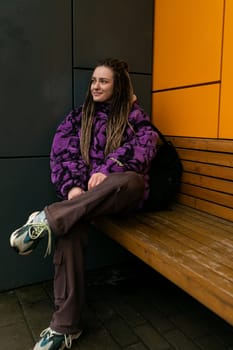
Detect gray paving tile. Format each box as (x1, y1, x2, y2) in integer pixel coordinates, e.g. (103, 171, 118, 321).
(18, 295, 54, 340)
(134, 323, 171, 350)
(164, 329, 201, 350)
(78, 328, 121, 350)
(125, 343, 149, 350)
(0, 291, 23, 327)
(113, 300, 146, 328)
(128, 293, 175, 333)
(169, 313, 210, 339)
(196, 334, 228, 350)
(106, 316, 138, 347)
(0, 321, 34, 350)
(15, 283, 49, 304)
(205, 316, 233, 347)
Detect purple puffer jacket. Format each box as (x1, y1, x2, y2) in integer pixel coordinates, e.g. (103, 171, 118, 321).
(50, 102, 158, 203)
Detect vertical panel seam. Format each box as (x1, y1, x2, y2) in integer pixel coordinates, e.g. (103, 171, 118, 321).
(218, 0, 226, 139)
(71, 0, 74, 109)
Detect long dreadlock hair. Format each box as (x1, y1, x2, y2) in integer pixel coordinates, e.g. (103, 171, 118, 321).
(80, 58, 134, 165)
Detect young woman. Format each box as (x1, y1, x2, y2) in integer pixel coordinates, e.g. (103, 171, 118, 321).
(10, 58, 158, 350)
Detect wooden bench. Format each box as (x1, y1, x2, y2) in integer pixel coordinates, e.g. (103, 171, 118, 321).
(94, 137, 233, 326)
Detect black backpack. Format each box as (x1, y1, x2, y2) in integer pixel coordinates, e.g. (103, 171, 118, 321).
(144, 126, 183, 211)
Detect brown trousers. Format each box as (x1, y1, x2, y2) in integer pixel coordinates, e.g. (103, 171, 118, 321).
(44, 171, 145, 334)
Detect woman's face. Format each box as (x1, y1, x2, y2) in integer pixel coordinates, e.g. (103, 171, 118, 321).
(91, 66, 114, 102)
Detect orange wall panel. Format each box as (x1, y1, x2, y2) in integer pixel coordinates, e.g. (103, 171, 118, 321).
(153, 0, 224, 90)
(152, 84, 220, 137)
(219, 0, 233, 139)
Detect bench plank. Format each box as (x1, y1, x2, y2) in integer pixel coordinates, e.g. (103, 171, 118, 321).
(138, 212, 233, 259)
(181, 184, 233, 208)
(183, 160, 233, 179)
(168, 137, 233, 153)
(179, 149, 233, 167)
(182, 173, 233, 194)
(157, 206, 233, 242)
(178, 194, 233, 221)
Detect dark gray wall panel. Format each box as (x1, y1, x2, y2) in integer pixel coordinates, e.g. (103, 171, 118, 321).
(0, 0, 154, 291)
(73, 69, 92, 107)
(0, 158, 56, 290)
(74, 70, 152, 114)
(86, 227, 129, 270)
(73, 0, 154, 73)
(0, 1, 72, 157)
(130, 74, 152, 115)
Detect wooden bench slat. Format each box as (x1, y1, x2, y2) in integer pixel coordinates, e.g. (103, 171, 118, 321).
(177, 194, 233, 221)
(182, 173, 233, 195)
(178, 149, 233, 167)
(168, 137, 233, 153)
(182, 160, 233, 179)
(178, 194, 233, 220)
(140, 229, 233, 284)
(174, 203, 233, 230)
(156, 206, 233, 240)
(136, 213, 233, 269)
(181, 183, 233, 208)
(140, 211, 233, 251)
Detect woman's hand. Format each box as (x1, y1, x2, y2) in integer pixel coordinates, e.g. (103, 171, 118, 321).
(88, 172, 107, 190)
(68, 187, 85, 200)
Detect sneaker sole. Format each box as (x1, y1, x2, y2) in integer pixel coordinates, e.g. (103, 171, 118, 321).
(9, 230, 33, 255)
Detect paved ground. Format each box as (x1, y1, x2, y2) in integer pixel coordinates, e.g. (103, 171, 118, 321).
(1, 259, 233, 350)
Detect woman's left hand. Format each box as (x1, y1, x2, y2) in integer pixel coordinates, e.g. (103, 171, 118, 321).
(88, 172, 107, 190)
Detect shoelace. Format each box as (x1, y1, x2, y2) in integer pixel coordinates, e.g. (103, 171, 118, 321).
(40, 327, 73, 349)
(28, 223, 52, 257)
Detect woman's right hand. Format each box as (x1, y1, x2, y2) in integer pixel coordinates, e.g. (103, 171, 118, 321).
(68, 187, 85, 200)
